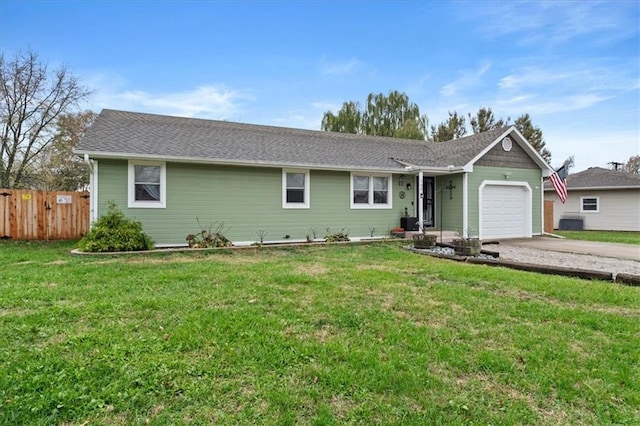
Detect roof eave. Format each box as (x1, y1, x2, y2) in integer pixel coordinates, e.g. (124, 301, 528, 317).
(394, 159, 468, 175)
(75, 150, 409, 174)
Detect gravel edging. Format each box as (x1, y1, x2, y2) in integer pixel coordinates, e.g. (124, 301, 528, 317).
(409, 244, 640, 286)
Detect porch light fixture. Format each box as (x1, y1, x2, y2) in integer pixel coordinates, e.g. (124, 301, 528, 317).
(504, 172, 511, 180)
(406, 183, 412, 190)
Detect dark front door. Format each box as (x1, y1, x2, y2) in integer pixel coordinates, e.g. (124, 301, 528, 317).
(417, 177, 435, 227)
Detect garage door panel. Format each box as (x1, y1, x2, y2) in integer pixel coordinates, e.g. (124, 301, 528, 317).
(481, 184, 530, 239)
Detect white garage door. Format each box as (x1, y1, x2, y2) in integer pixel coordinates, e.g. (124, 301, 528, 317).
(480, 184, 531, 239)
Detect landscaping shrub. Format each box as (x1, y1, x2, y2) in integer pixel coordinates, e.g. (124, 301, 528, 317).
(186, 220, 232, 248)
(324, 228, 350, 242)
(78, 201, 154, 252)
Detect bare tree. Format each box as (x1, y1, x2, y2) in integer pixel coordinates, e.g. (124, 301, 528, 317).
(34, 110, 96, 190)
(0, 50, 91, 188)
(563, 156, 575, 174)
(624, 155, 640, 175)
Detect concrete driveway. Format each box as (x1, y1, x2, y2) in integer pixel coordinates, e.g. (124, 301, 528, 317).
(499, 237, 640, 261)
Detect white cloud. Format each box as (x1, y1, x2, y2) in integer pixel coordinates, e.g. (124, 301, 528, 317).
(462, 0, 639, 47)
(320, 58, 362, 75)
(270, 110, 322, 130)
(81, 71, 253, 119)
(439, 62, 492, 97)
(496, 93, 612, 115)
(310, 100, 341, 111)
(491, 60, 639, 117)
(498, 64, 638, 93)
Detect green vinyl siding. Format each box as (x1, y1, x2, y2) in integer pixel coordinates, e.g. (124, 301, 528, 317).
(435, 174, 464, 234)
(466, 166, 543, 235)
(96, 160, 416, 245)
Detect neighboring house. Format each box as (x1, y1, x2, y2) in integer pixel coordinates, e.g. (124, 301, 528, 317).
(75, 109, 552, 246)
(544, 167, 640, 232)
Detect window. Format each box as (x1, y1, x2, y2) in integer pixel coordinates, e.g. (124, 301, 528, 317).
(282, 169, 310, 208)
(350, 173, 392, 209)
(581, 196, 599, 213)
(128, 161, 166, 208)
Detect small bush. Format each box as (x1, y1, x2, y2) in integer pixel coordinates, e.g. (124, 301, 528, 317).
(78, 201, 154, 252)
(324, 228, 350, 242)
(186, 220, 232, 248)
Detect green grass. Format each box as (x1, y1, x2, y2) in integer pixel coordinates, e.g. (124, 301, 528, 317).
(555, 230, 640, 245)
(1, 240, 639, 424)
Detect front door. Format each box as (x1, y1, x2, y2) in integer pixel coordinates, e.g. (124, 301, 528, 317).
(417, 177, 435, 227)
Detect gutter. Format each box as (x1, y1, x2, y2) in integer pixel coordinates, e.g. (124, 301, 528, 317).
(75, 151, 467, 175)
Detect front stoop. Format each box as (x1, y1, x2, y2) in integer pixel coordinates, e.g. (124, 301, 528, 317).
(405, 230, 457, 243)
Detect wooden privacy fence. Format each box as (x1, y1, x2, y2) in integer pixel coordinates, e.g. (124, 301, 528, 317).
(544, 200, 554, 234)
(0, 189, 90, 240)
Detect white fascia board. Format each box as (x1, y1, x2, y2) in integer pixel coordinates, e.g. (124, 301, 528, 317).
(77, 151, 407, 174)
(400, 163, 469, 175)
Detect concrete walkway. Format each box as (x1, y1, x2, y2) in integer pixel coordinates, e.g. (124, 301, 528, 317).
(497, 237, 640, 262)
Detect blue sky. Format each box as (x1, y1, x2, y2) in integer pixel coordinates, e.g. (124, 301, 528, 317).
(1, 0, 638, 172)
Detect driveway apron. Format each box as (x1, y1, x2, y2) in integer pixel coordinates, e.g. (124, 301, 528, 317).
(499, 237, 640, 262)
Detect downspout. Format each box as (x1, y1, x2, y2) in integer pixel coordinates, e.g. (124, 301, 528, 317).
(418, 171, 424, 232)
(462, 172, 468, 238)
(84, 154, 97, 224)
(540, 175, 545, 235)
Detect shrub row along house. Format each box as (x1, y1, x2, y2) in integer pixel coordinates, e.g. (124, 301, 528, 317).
(75, 109, 552, 247)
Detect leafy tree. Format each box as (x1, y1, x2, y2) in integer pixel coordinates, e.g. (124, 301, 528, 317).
(624, 155, 640, 175)
(321, 101, 362, 134)
(34, 110, 96, 190)
(468, 107, 508, 133)
(0, 50, 91, 188)
(321, 91, 428, 140)
(393, 118, 427, 140)
(514, 113, 551, 163)
(430, 111, 467, 142)
(361, 91, 427, 139)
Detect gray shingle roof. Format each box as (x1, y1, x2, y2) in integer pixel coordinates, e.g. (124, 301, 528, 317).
(76, 109, 515, 171)
(544, 167, 640, 190)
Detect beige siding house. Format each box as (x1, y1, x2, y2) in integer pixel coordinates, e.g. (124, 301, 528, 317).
(544, 167, 640, 232)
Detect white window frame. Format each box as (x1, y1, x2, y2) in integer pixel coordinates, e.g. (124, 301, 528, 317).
(128, 160, 166, 208)
(580, 196, 599, 213)
(350, 172, 392, 209)
(282, 169, 310, 209)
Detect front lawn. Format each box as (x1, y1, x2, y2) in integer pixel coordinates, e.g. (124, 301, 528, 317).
(555, 230, 640, 245)
(1, 241, 638, 424)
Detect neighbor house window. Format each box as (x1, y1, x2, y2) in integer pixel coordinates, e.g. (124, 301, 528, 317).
(350, 173, 392, 209)
(581, 196, 599, 213)
(282, 169, 310, 208)
(128, 161, 166, 208)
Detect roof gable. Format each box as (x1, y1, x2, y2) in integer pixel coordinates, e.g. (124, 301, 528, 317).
(464, 127, 551, 175)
